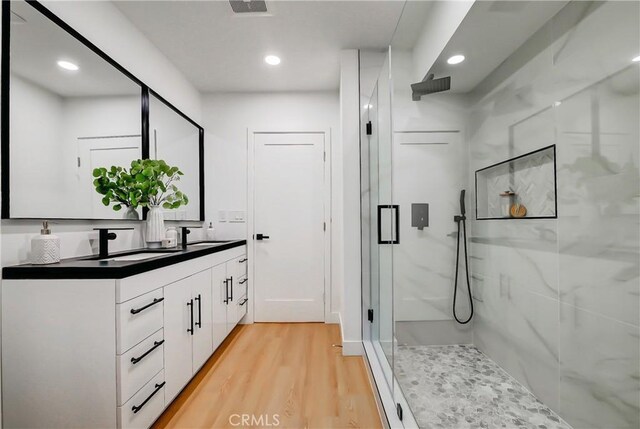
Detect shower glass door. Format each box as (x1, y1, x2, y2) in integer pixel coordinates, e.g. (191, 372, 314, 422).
(361, 46, 398, 402)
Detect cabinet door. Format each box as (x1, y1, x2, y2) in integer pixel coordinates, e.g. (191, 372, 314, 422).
(211, 264, 228, 351)
(191, 270, 213, 371)
(163, 278, 193, 404)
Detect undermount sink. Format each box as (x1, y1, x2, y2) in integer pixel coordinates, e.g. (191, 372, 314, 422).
(103, 252, 172, 262)
(189, 241, 232, 247)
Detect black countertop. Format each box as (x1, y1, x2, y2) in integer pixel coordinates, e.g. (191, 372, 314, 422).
(2, 240, 247, 280)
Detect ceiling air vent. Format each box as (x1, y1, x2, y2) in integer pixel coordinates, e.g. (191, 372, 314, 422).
(229, 0, 268, 14)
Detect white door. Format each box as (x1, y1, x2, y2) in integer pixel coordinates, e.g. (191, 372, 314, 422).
(78, 136, 141, 218)
(253, 132, 326, 322)
(191, 270, 213, 371)
(163, 278, 193, 404)
(211, 264, 228, 350)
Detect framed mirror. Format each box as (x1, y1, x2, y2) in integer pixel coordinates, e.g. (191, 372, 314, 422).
(2, 0, 145, 220)
(1, 1, 205, 221)
(149, 90, 204, 222)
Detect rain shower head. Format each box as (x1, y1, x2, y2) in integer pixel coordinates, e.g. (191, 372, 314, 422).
(411, 74, 451, 101)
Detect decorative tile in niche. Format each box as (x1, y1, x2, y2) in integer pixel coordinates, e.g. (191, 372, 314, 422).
(476, 145, 557, 220)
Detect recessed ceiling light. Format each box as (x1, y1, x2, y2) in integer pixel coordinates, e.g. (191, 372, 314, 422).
(633, 55, 640, 62)
(447, 55, 465, 65)
(265, 55, 281, 66)
(553, 101, 562, 107)
(57, 60, 79, 71)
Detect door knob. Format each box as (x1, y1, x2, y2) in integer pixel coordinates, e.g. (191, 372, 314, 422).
(255, 234, 270, 241)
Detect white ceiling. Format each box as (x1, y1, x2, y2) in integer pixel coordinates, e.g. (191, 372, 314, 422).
(427, 1, 570, 93)
(114, 0, 405, 93)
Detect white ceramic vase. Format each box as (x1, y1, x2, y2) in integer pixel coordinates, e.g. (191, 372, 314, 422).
(146, 206, 165, 248)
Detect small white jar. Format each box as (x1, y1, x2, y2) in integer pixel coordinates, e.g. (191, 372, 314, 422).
(165, 227, 178, 248)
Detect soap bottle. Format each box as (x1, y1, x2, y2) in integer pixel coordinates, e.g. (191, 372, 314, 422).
(31, 220, 60, 264)
(206, 222, 216, 240)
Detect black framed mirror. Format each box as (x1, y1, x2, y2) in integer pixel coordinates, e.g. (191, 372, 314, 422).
(1, 0, 204, 221)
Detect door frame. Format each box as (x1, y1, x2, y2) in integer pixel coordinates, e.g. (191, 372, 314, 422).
(246, 127, 332, 324)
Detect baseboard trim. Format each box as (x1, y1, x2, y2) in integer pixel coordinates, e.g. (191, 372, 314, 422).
(341, 340, 363, 356)
(325, 311, 340, 324)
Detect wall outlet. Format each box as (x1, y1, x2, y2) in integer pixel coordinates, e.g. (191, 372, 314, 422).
(228, 210, 246, 223)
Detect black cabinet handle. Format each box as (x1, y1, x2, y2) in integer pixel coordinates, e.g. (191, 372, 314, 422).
(255, 234, 270, 240)
(223, 279, 229, 304)
(239, 258, 247, 263)
(239, 278, 247, 285)
(130, 297, 164, 314)
(195, 294, 202, 328)
(131, 381, 165, 414)
(187, 299, 194, 335)
(239, 298, 248, 306)
(229, 277, 233, 302)
(131, 340, 164, 365)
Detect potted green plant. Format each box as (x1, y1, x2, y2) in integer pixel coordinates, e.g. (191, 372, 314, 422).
(93, 159, 189, 247)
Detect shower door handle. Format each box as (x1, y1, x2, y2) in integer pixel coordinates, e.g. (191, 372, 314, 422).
(377, 205, 399, 244)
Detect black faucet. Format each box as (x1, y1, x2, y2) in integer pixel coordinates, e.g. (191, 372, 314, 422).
(94, 228, 134, 259)
(181, 226, 202, 249)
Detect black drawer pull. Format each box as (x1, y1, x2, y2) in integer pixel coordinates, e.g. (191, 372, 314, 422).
(239, 258, 247, 263)
(239, 298, 248, 306)
(131, 340, 164, 365)
(195, 294, 202, 328)
(239, 278, 248, 284)
(130, 297, 164, 314)
(131, 381, 165, 414)
(187, 299, 194, 335)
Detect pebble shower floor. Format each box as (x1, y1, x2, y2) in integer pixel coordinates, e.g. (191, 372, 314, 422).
(394, 345, 572, 429)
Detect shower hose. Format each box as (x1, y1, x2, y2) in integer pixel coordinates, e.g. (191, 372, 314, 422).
(453, 214, 474, 324)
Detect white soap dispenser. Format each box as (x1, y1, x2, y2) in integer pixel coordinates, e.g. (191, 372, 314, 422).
(206, 222, 216, 240)
(31, 220, 60, 264)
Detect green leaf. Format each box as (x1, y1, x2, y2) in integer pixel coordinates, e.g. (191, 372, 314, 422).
(101, 196, 110, 206)
(113, 204, 122, 211)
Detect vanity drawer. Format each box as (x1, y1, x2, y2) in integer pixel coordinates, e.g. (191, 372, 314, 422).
(236, 295, 248, 323)
(234, 255, 248, 279)
(117, 370, 165, 429)
(235, 277, 248, 301)
(117, 329, 164, 406)
(117, 289, 164, 354)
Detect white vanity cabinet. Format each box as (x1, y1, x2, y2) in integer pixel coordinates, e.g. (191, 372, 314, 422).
(163, 269, 213, 403)
(211, 254, 249, 350)
(1, 243, 247, 429)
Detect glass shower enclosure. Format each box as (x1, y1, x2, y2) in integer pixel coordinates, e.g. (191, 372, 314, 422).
(362, 1, 640, 428)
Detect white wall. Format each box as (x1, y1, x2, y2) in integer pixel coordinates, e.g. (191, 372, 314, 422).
(201, 91, 341, 321)
(339, 50, 362, 355)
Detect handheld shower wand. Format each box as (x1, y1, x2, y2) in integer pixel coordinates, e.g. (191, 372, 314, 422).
(453, 189, 473, 324)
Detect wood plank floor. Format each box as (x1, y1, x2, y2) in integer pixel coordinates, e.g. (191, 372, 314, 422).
(153, 323, 383, 429)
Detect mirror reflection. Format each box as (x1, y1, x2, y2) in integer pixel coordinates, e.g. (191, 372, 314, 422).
(8, 1, 142, 219)
(149, 92, 201, 221)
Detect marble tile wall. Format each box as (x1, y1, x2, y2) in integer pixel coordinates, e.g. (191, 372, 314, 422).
(468, 2, 640, 428)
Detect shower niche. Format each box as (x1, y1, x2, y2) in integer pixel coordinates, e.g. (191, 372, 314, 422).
(475, 145, 557, 220)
